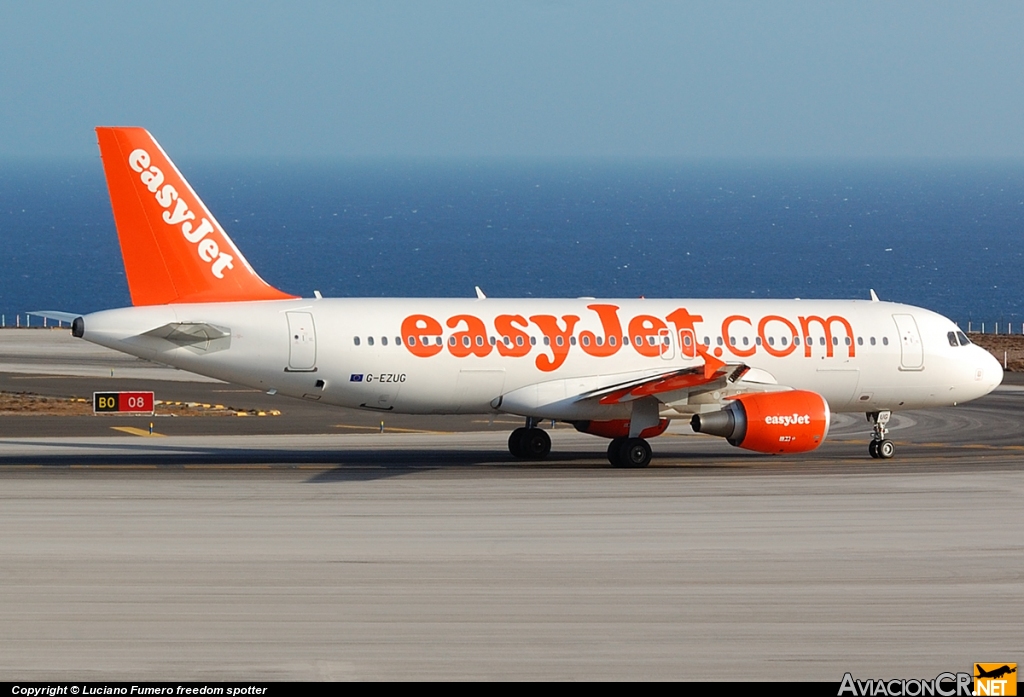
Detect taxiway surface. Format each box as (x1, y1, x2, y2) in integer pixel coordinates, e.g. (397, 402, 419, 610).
(0, 330, 1021, 680)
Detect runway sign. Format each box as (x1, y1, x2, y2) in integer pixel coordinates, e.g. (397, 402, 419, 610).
(93, 391, 155, 414)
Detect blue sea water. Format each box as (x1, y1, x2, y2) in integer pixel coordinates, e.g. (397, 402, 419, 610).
(2, 158, 1024, 328)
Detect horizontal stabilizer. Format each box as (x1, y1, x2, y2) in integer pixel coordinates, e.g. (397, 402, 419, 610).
(28, 310, 82, 323)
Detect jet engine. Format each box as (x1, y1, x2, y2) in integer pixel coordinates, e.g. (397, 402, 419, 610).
(690, 390, 830, 454)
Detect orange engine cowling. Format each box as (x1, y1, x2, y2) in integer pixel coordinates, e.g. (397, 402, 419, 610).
(690, 390, 830, 454)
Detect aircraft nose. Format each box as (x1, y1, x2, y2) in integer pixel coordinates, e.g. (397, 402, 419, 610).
(975, 345, 1004, 394)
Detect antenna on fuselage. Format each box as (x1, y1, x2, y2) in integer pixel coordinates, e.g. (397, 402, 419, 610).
(475, 286, 487, 300)
(869, 289, 880, 302)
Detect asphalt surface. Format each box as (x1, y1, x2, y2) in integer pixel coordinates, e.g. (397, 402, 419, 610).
(0, 329, 1021, 680)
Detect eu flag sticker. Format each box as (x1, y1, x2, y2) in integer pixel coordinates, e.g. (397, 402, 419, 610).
(350, 374, 364, 382)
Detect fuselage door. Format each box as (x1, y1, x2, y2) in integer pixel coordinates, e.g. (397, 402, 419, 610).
(892, 313, 924, 370)
(286, 311, 317, 371)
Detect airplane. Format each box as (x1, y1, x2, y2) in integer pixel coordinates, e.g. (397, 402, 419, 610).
(976, 665, 1016, 680)
(56, 127, 1004, 467)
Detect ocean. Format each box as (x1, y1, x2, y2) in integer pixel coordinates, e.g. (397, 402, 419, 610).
(2, 158, 1023, 329)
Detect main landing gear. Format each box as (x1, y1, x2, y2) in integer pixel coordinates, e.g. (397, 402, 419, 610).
(606, 437, 653, 468)
(508, 419, 552, 460)
(867, 410, 895, 459)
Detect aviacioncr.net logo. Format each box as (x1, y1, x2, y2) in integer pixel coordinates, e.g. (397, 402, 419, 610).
(838, 672, 972, 696)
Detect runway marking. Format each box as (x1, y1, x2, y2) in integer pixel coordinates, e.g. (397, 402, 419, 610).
(332, 424, 454, 434)
(111, 426, 165, 437)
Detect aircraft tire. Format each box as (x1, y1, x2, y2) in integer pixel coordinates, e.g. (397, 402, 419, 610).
(607, 438, 626, 467)
(614, 437, 652, 468)
(868, 440, 880, 459)
(878, 439, 895, 459)
(508, 428, 529, 458)
(521, 428, 551, 460)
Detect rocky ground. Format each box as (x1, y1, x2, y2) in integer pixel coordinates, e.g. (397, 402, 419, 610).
(967, 333, 1024, 372)
(0, 392, 278, 417)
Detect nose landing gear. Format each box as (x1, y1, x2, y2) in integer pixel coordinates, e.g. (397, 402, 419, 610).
(867, 410, 895, 459)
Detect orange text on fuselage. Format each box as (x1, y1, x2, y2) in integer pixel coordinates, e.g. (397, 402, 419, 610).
(399, 305, 856, 372)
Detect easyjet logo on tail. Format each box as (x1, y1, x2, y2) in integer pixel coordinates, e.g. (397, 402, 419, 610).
(127, 149, 235, 279)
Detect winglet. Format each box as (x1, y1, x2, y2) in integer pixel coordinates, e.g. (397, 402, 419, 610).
(96, 127, 297, 306)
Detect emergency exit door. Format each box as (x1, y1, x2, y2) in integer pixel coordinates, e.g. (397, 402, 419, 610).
(286, 312, 317, 371)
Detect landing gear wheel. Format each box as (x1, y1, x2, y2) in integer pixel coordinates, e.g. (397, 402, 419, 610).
(521, 428, 551, 460)
(508, 428, 528, 458)
(607, 437, 626, 466)
(610, 437, 652, 468)
(866, 410, 894, 460)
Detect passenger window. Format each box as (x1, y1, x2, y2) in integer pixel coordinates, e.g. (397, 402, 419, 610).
(530, 337, 537, 346)
(449, 337, 457, 346)
(947, 331, 959, 347)
(515, 336, 523, 346)
(596, 336, 603, 346)
(844, 337, 851, 346)
(582, 336, 591, 346)
(396, 337, 402, 346)
(755, 337, 762, 346)
(354, 336, 361, 346)
(794, 337, 800, 346)
(768, 336, 775, 346)
(381, 336, 388, 346)
(368, 336, 375, 347)
(544, 337, 551, 346)
(435, 337, 442, 346)
(476, 336, 484, 347)
(780, 336, 788, 346)
(489, 336, 496, 346)
(716, 336, 723, 346)
(857, 337, 863, 346)
(730, 336, 736, 346)
(870, 337, 876, 346)
(609, 336, 617, 346)
(556, 336, 564, 347)
(703, 336, 710, 346)
(819, 337, 826, 346)
(832, 337, 839, 346)
(683, 335, 692, 346)
(882, 337, 889, 346)
(742, 337, 749, 346)
(570, 337, 577, 346)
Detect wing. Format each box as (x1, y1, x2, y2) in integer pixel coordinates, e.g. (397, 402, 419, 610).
(581, 363, 748, 405)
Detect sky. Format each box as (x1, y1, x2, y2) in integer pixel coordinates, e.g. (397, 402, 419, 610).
(1, 1, 1023, 159)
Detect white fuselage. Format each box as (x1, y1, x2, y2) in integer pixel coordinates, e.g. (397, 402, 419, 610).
(79, 297, 1003, 422)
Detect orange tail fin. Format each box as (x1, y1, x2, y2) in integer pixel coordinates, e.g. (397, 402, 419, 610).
(96, 127, 296, 306)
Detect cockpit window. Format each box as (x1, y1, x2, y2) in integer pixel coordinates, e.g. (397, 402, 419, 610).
(957, 331, 971, 346)
(947, 331, 959, 347)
